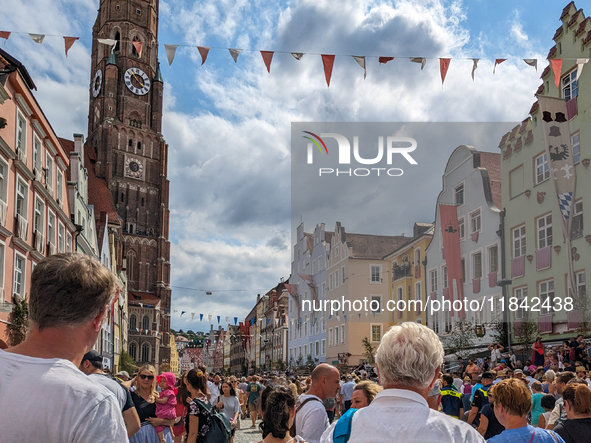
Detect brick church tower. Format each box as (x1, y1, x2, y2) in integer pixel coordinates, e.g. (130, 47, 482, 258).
(86, 0, 171, 369)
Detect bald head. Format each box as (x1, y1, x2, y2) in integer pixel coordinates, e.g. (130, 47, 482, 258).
(311, 363, 338, 381)
(308, 363, 340, 400)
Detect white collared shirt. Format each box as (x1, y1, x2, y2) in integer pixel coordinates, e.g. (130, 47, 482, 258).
(295, 394, 329, 443)
(348, 388, 485, 443)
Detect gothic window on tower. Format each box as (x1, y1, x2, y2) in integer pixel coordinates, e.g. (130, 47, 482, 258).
(114, 31, 121, 53)
(128, 139, 133, 149)
(137, 142, 142, 152)
(132, 36, 141, 58)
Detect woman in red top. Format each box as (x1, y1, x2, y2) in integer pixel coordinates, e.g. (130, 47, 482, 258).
(172, 372, 190, 443)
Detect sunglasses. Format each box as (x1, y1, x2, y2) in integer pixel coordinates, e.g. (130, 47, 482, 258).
(139, 374, 155, 380)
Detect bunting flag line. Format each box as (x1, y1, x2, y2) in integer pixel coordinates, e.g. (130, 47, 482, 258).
(322, 54, 335, 87)
(228, 48, 242, 63)
(493, 58, 505, 74)
(291, 52, 304, 60)
(197, 46, 210, 65)
(410, 57, 426, 70)
(164, 44, 179, 66)
(191, 313, 195, 320)
(440, 58, 450, 86)
(471, 58, 479, 80)
(64, 36, 78, 57)
(29, 33, 45, 44)
(261, 50, 274, 73)
(379, 56, 394, 64)
(180, 311, 186, 317)
(173, 310, 178, 314)
(352, 56, 366, 79)
(576, 59, 588, 81)
(217, 315, 220, 324)
(0, 31, 10, 41)
(199, 313, 204, 321)
(524, 59, 537, 70)
(551, 59, 563, 88)
(132, 40, 143, 58)
(208, 314, 212, 323)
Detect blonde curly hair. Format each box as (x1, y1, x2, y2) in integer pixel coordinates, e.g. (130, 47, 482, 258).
(132, 364, 160, 400)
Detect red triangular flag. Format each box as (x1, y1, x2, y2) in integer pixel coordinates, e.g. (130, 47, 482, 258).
(64, 37, 79, 57)
(440, 58, 451, 86)
(379, 57, 394, 64)
(132, 40, 143, 58)
(321, 54, 335, 87)
(0, 31, 10, 40)
(551, 59, 563, 88)
(197, 46, 210, 65)
(260, 51, 274, 73)
(493, 59, 505, 74)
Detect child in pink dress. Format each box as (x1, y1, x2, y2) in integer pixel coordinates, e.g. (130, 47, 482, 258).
(155, 372, 177, 443)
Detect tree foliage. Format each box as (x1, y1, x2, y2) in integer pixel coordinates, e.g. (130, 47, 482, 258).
(119, 350, 137, 374)
(513, 311, 539, 353)
(443, 320, 476, 360)
(361, 337, 376, 364)
(6, 300, 28, 347)
(490, 319, 509, 349)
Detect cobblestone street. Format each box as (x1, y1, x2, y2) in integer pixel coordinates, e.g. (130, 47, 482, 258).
(234, 419, 263, 443)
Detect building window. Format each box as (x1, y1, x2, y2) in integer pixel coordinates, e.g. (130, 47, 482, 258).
(321, 318, 326, 332)
(472, 252, 482, 280)
(461, 258, 466, 283)
(16, 110, 26, 154)
(397, 286, 403, 304)
(513, 225, 526, 258)
(539, 280, 554, 315)
(470, 209, 481, 234)
(371, 324, 382, 343)
(335, 269, 339, 288)
(454, 183, 464, 206)
(321, 339, 326, 356)
(34, 198, 44, 235)
(33, 134, 42, 173)
(66, 232, 72, 252)
(58, 223, 65, 253)
(315, 341, 320, 357)
(45, 153, 53, 191)
(575, 272, 586, 298)
(341, 266, 345, 284)
(341, 325, 345, 344)
(535, 153, 550, 184)
(562, 69, 578, 101)
(129, 342, 137, 360)
(328, 328, 333, 346)
(130, 314, 137, 330)
(334, 245, 339, 257)
(47, 211, 56, 246)
(371, 295, 381, 312)
(429, 269, 438, 293)
(415, 282, 421, 306)
(329, 273, 333, 291)
(458, 217, 465, 241)
(57, 170, 63, 202)
(444, 310, 452, 333)
(370, 265, 381, 283)
(431, 312, 440, 334)
(572, 133, 580, 164)
(312, 261, 316, 275)
(514, 287, 527, 320)
(141, 343, 150, 362)
(13, 253, 25, 297)
(442, 265, 448, 288)
(572, 200, 583, 239)
(488, 245, 499, 273)
(15, 177, 28, 218)
(0, 159, 7, 203)
(537, 214, 552, 249)
(142, 315, 149, 330)
(0, 242, 5, 289)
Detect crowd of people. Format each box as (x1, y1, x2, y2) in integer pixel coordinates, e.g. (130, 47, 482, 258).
(2, 252, 591, 443)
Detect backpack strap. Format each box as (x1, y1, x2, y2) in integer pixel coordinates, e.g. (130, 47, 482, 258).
(289, 397, 322, 437)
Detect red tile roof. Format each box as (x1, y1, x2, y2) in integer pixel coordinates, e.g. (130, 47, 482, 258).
(584, 30, 591, 46)
(547, 45, 557, 59)
(498, 132, 509, 148)
(541, 65, 551, 78)
(519, 118, 530, 133)
(514, 138, 523, 152)
(525, 130, 534, 145)
(343, 233, 407, 259)
(479, 151, 502, 208)
(536, 84, 545, 95)
(508, 125, 519, 141)
(576, 17, 589, 36)
(554, 26, 564, 40)
(568, 9, 582, 27)
(561, 2, 575, 20)
(530, 101, 539, 115)
(129, 291, 161, 305)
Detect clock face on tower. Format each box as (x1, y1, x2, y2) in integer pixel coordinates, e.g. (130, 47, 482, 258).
(92, 69, 102, 97)
(124, 67, 151, 96)
(125, 156, 145, 180)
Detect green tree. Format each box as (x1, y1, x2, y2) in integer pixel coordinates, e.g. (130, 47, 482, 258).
(296, 354, 304, 368)
(514, 311, 539, 354)
(306, 354, 316, 371)
(490, 319, 509, 349)
(276, 358, 286, 371)
(6, 300, 28, 347)
(443, 320, 476, 360)
(119, 350, 137, 374)
(361, 337, 376, 364)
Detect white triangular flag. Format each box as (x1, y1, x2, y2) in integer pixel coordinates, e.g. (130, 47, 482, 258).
(191, 313, 195, 320)
(164, 44, 179, 66)
(208, 314, 212, 323)
(524, 59, 538, 71)
(291, 52, 304, 60)
(29, 34, 45, 44)
(352, 56, 366, 79)
(471, 58, 479, 81)
(98, 38, 117, 50)
(228, 48, 242, 63)
(225, 316, 229, 323)
(576, 59, 589, 81)
(410, 57, 426, 70)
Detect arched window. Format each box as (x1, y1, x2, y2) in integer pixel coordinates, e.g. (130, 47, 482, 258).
(141, 342, 150, 362)
(132, 36, 141, 57)
(121, 193, 124, 202)
(129, 314, 137, 330)
(128, 139, 133, 148)
(129, 342, 137, 361)
(142, 315, 150, 330)
(141, 197, 144, 207)
(137, 141, 141, 151)
(114, 31, 121, 53)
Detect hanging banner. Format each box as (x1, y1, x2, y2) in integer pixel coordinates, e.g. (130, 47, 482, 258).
(321, 54, 335, 87)
(439, 204, 464, 317)
(291, 52, 304, 60)
(538, 96, 576, 299)
(29, 33, 45, 44)
(260, 51, 274, 73)
(197, 46, 210, 65)
(64, 37, 78, 57)
(550, 59, 563, 88)
(493, 59, 505, 74)
(440, 58, 450, 86)
(471, 58, 479, 81)
(576, 59, 588, 81)
(132, 40, 143, 58)
(524, 59, 538, 71)
(0, 31, 11, 40)
(352, 56, 366, 79)
(164, 44, 179, 66)
(410, 57, 426, 70)
(228, 48, 242, 63)
(379, 56, 394, 64)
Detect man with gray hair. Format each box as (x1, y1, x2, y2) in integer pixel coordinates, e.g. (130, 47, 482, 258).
(348, 322, 484, 442)
(0, 253, 128, 442)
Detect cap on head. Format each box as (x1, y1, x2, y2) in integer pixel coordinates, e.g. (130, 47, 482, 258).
(482, 372, 494, 380)
(82, 350, 103, 364)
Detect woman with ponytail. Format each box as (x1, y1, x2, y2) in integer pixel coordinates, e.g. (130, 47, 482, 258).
(254, 384, 308, 443)
(554, 384, 591, 443)
(185, 369, 211, 443)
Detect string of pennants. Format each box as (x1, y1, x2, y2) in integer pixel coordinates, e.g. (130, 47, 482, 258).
(171, 310, 241, 326)
(1, 31, 589, 88)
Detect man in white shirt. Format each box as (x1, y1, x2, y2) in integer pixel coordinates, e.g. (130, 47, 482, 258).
(0, 253, 128, 443)
(488, 342, 504, 367)
(295, 363, 340, 443)
(348, 322, 485, 443)
(208, 373, 221, 404)
(341, 375, 356, 412)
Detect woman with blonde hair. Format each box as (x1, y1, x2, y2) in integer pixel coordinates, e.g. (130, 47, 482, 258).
(351, 380, 382, 408)
(127, 364, 174, 443)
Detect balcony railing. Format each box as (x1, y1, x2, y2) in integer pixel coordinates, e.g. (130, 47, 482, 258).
(392, 264, 412, 280)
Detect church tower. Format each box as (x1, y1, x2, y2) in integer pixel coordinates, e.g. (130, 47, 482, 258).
(87, 0, 171, 369)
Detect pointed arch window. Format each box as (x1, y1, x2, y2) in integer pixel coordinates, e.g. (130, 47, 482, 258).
(114, 31, 121, 53)
(129, 342, 137, 360)
(142, 315, 150, 330)
(130, 314, 137, 330)
(141, 342, 150, 362)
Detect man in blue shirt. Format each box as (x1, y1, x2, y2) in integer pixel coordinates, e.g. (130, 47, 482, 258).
(440, 374, 463, 419)
(341, 375, 356, 412)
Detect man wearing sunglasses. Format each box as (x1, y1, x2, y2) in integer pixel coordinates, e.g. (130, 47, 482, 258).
(0, 254, 128, 442)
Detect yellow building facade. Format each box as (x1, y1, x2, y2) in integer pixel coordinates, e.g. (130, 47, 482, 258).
(169, 333, 179, 374)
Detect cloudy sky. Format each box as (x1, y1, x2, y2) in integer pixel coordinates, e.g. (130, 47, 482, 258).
(1, 0, 572, 331)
